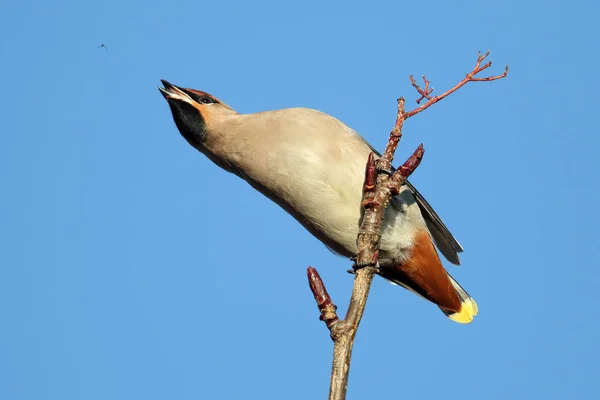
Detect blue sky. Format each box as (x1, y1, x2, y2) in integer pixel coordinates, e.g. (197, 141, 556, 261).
(1, 0, 598, 398)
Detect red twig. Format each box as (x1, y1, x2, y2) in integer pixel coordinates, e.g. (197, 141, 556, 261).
(410, 75, 433, 104)
(405, 51, 508, 119)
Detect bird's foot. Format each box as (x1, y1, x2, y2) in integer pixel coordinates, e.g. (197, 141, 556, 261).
(347, 254, 359, 274)
(347, 255, 380, 274)
(376, 166, 393, 176)
(376, 166, 407, 186)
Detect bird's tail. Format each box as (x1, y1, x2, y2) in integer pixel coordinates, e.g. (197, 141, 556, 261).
(383, 269, 479, 324)
(440, 273, 478, 324)
(378, 230, 478, 324)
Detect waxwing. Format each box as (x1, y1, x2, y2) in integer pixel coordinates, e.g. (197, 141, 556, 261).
(159, 80, 478, 323)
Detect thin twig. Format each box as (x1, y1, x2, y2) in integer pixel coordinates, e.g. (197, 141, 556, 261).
(405, 51, 508, 119)
(307, 50, 508, 400)
(410, 75, 433, 104)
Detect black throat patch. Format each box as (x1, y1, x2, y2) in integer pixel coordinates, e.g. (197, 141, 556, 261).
(168, 101, 207, 146)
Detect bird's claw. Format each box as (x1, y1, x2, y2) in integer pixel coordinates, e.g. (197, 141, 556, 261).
(349, 254, 380, 273)
(376, 166, 393, 176)
(351, 261, 380, 274)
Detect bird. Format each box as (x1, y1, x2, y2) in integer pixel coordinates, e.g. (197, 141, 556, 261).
(98, 44, 107, 50)
(158, 79, 478, 324)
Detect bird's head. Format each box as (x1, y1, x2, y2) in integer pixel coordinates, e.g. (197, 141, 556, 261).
(158, 80, 236, 148)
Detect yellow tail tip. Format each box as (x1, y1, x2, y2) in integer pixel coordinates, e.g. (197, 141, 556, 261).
(447, 298, 479, 324)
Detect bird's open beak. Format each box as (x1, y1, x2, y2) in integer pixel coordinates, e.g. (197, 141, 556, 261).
(159, 80, 195, 103)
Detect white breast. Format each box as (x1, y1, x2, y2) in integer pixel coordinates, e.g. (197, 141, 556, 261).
(215, 108, 427, 265)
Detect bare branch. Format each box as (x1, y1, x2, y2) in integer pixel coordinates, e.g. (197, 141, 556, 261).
(327, 266, 377, 400)
(309, 145, 424, 400)
(470, 64, 509, 81)
(405, 51, 508, 119)
(308, 50, 508, 400)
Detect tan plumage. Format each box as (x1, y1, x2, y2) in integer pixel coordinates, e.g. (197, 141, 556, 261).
(159, 80, 477, 323)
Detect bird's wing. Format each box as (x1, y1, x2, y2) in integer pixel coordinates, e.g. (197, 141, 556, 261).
(362, 141, 464, 265)
(404, 180, 463, 265)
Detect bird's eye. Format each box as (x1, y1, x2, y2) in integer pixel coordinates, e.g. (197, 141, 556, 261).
(199, 96, 214, 104)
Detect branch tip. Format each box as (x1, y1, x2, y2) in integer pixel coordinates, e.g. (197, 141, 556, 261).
(393, 143, 425, 185)
(410, 74, 434, 104)
(404, 50, 508, 119)
(307, 267, 339, 327)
